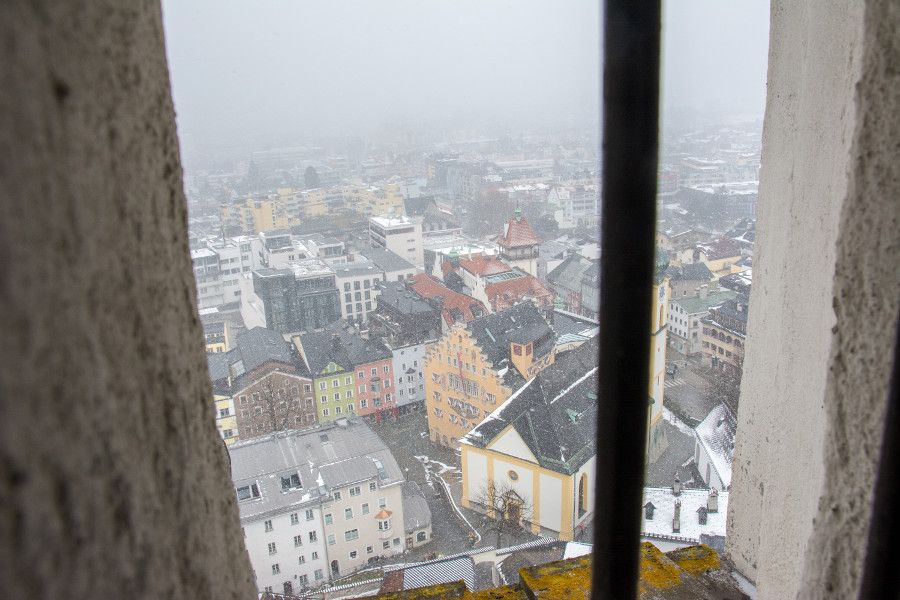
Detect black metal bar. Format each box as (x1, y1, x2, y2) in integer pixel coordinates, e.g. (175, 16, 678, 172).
(858, 310, 900, 599)
(592, 1, 661, 599)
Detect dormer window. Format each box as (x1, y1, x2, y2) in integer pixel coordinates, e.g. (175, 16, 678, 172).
(280, 473, 302, 492)
(236, 482, 260, 501)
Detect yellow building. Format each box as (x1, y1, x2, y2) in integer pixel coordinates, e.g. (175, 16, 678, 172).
(424, 302, 556, 448)
(460, 337, 599, 540)
(647, 252, 671, 462)
(203, 321, 231, 353)
(214, 393, 239, 445)
(220, 196, 298, 234)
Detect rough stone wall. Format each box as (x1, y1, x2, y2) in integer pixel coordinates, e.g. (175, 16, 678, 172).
(0, 1, 255, 598)
(797, 0, 900, 597)
(725, 0, 863, 594)
(727, 0, 900, 598)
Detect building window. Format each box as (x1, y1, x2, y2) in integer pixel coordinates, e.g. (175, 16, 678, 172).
(308, 531, 317, 542)
(382, 541, 390, 550)
(294, 535, 303, 547)
(417, 531, 427, 542)
(345, 508, 353, 519)
(298, 555, 306, 565)
(272, 564, 280, 575)
(378, 497, 386, 507)
(290, 513, 299, 525)
(281, 473, 302, 491)
(322, 408, 329, 416)
(268, 542, 277, 555)
(369, 482, 377, 492)
(334, 491, 342, 500)
(314, 569, 324, 581)
(305, 509, 314, 521)
(362, 503, 370, 515)
(378, 519, 391, 531)
(327, 534, 335, 545)
(367, 545, 373, 554)
(360, 399, 367, 408)
(324, 513, 333, 525)
(311, 551, 319, 560)
(350, 486, 361, 496)
(345, 529, 359, 541)
(237, 483, 259, 501)
(358, 371, 365, 379)
(319, 382, 326, 391)
(264, 520, 273, 532)
(508, 470, 519, 481)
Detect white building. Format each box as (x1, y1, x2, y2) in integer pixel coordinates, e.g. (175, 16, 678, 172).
(229, 419, 408, 594)
(191, 235, 264, 309)
(333, 259, 384, 325)
(667, 289, 737, 355)
(230, 435, 329, 596)
(369, 214, 424, 268)
(389, 341, 429, 409)
(546, 184, 599, 229)
(258, 229, 310, 269)
(694, 403, 735, 492)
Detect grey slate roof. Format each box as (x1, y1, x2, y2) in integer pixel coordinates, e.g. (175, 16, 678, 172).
(229, 418, 404, 522)
(401, 481, 432, 533)
(377, 281, 436, 316)
(463, 336, 599, 475)
(360, 246, 416, 274)
(206, 351, 231, 382)
(298, 321, 391, 375)
(391, 555, 477, 591)
(233, 327, 294, 374)
(666, 262, 713, 282)
(466, 302, 554, 385)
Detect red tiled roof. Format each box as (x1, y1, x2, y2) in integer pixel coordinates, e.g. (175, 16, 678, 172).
(485, 275, 553, 312)
(457, 254, 512, 276)
(498, 216, 541, 249)
(410, 274, 487, 326)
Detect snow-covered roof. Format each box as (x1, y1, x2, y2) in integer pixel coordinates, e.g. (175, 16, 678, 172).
(695, 403, 736, 488)
(641, 487, 728, 546)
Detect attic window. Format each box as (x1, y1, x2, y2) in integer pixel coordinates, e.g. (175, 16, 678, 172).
(236, 483, 260, 501)
(281, 473, 302, 491)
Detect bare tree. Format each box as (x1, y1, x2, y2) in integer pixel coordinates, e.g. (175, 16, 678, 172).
(255, 372, 304, 434)
(472, 480, 534, 548)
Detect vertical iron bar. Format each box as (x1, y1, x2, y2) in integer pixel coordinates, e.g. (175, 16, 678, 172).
(592, 1, 661, 599)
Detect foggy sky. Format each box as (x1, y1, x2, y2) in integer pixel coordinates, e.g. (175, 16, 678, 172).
(162, 0, 768, 164)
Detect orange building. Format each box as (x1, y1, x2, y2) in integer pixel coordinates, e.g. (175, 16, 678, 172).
(424, 302, 557, 448)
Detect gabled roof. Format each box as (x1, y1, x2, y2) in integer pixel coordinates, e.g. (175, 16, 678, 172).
(671, 290, 737, 315)
(401, 481, 432, 533)
(467, 301, 554, 367)
(695, 403, 736, 488)
(409, 273, 486, 326)
(457, 255, 513, 277)
(298, 321, 391, 375)
(697, 238, 742, 261)
(498, 215, 541, 249)
(382, 555, 477, 592)
(485, 274, 553, 310)
(463, 336, 598, 474)
(666, 262, 713, 282)
(229, 418, 403, 522)
(231, 327, 295, 376)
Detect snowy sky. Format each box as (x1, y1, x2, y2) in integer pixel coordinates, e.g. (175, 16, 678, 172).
(162, 0, 769, 162)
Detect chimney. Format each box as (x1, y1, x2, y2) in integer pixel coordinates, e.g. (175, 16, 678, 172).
(697, 506, 708, 525)
(331, 333, 341, 351)
(672, 500, 681, 533)
(672, 474, 682, 496)
(707, 488, 719, 513)
(699, 284, 709, 299)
